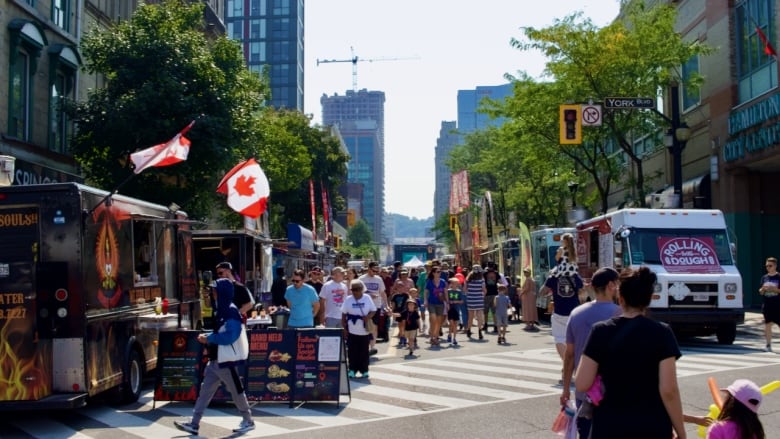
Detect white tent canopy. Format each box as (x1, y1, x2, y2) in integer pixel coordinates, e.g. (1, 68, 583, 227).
(403, 256, 425, 268)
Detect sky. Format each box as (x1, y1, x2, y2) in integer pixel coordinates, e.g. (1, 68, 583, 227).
(304, 1, 622, 220)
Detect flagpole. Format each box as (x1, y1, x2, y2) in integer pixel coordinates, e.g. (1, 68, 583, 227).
(86, 172, 136, 216)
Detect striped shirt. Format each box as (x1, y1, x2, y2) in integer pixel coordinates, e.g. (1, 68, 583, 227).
(465, 280, 485, 310)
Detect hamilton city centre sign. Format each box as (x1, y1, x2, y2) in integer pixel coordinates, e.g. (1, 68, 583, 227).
(724, 93, 780, 162)
(604, 97, 655, 109)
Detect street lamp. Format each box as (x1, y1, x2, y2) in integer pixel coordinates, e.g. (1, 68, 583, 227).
(662, 83, 691, 208)
(567, 181, 579, 208)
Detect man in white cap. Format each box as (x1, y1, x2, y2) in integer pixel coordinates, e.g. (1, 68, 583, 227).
(319, 267, 347, 328)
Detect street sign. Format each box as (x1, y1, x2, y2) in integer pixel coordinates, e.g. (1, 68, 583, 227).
(604, 97, 655, 109)
(581, 104, 602, 126)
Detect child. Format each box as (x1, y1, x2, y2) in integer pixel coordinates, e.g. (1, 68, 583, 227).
(401, 299, 421, 357)
(494, 284, 511, 344)
(409, 288, 426, 338)
(446, 277, 464, 346)
(390, 280, 411, 347)
(706, 379, 765, 439)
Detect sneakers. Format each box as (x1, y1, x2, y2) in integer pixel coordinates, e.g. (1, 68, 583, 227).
(348, 370, 356, 378)
(233, 420, 256, 433)
(368, 348, 378, 356)
(362, 372, 370, 379)
(446, 334, 452, 342)
(452, 339, 458, 346)
(767, 344, 773, 352)
(174, 420, 199, 435)
(478, 330, 483, 340)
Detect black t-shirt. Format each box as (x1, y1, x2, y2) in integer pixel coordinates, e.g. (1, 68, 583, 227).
(232, 282, 253, 311)
(484, 271, 499, 296)
(401, 309, 420, 331)
(583, 316, 681, 438)
(306, 280, 323, 294)
(392, 293, 410, 312)
(271, 277, 287, 307)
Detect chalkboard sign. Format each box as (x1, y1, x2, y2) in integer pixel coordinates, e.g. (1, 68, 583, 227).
(292, 328, 342, 403)
(245, 329, 296, 401)
(154, 330, 203, 402)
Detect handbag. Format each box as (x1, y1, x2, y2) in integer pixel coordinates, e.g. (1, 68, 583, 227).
(217, 323, 248, 366)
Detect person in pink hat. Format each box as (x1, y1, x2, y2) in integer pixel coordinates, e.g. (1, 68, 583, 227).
(706, 379, 765, 439)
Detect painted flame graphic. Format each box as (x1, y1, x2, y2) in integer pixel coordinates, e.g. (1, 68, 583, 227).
(96, 219, 122, 308)
(0, 317, 51, 401)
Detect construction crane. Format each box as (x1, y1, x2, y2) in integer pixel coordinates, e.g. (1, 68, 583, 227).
(316, 47, 420, 92)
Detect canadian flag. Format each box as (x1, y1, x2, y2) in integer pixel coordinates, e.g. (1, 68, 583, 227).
(130, 121, 194, 174)
(216, 158, 270, 218)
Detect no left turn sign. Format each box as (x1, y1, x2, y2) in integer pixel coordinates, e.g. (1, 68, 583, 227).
(581, 104, 602, 126)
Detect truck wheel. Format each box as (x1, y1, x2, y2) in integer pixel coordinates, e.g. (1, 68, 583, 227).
(119, 350, 144, 403)
(716, 323, 737, 345)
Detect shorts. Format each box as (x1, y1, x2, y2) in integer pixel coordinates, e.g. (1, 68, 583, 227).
(404, 330, 418, 341)
(428, 304, 445, 316)
(447, 306, 460, 321)
(551, 313, 570, 344)
(495, 313, 508, 327)
(763, 296, 780, 324)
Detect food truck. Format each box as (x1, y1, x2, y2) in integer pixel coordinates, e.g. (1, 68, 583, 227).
(0, 183, 200, 410)
(575, 208, 743, 344)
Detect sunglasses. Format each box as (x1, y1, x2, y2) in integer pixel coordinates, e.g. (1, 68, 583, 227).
(292, 278, 303, 283)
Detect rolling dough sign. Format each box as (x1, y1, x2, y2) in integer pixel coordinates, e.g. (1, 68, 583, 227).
(657, 237, 724, 274)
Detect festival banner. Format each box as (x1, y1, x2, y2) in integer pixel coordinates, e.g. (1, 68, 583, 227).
(449, 170, 470, 214)
(309, 179, 317, 242)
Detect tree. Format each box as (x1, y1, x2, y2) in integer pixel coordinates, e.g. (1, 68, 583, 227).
(69, 1, 270, 220)
(347, 219, 373, 247)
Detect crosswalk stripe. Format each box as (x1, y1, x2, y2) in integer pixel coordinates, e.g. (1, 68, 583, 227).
(677, 355, 767, 368)
(351, 380, 481, 408)
(681, 350, 780, 364)
(424, 358, 562, 380)
(13, 419, 94, 439)
(374, 362, 557, 392)
(340, 396, 422, 416)
(79, 405, 185, 436)
(365, 370, 524, 400)
(156, 400, 294, 435)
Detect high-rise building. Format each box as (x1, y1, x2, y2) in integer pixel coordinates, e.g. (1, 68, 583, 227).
(433, 84, 513, 222)
(322, 90, 386, 242)
(433, 121, 460, 221)
(224, 0, 304, 111)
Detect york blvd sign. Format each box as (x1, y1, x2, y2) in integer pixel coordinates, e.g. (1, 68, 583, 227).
(604, 97, 655, 109)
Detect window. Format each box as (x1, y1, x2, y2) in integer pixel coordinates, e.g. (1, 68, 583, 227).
(681, 55, 700, 110)
(736, 0, 778, 103)
(133, 221, 158, 286)
(226, 0, 243, 18)
(250, 19, 266, 39)
(48, 45, 80, 153)
(227, 21, 243, 40)
(53, 0, 70, 32)
(271, 41, 290, 61)
(272, 0, 290, 15)
(8, 20, 46, 141)
(251, 0, 267, 15)
(249, 42, 266, 62)
(271, 18, 289, 38)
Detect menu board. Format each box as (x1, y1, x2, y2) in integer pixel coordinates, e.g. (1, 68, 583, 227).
(154, 330, 203, 401)
(245, 329, 296, 401)
(292, 329, 342, 402)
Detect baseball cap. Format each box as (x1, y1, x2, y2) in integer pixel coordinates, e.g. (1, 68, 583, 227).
(591, 267, 619, 288)
(723, 379, 762, 413)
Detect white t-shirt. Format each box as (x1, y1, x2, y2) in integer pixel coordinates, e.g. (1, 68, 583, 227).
(319, 279, 348, 319)
(341, 294, 377, 335)
(359, 273, 386, 308)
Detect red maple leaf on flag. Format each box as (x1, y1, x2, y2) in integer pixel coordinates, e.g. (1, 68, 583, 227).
(234, 174, 256, 196)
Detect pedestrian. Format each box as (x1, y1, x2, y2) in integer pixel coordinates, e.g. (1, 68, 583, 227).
(552, 232, 578, 277)
(359, 261, 388, 353)
(319, 267, 347, 328)
(391, 261, 402, 282)
(540, 263, 585, 364)
(560, 267, 621, 438)
(305, 266, 324, 294)
(483, 265, 500, 333)
(285, 269, 320, 329)
(464, 265, 486, 340)
(341, 280, 377, 379)
(270, 266, 288, 307)
(520, 267, 539, 331)
(494, 284, 511, 344)
(425, 266, 447, 346)
(416, 262, 431, 335)
(706, 379, 765, 439)
(174, 278, 255, 435)
(446, 277, 464, 346)
(390, 273, 412, 346)
(759, 256, 780, 352)
(216, 262, 255, 317)
(408, 288, 425, 337)
(346, 267, 359, 291)
(400, 299, 421, 357)
(575, 266, 686, 439)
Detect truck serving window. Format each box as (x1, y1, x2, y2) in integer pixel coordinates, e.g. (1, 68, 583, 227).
(626, 228, 733, 266)
(133, 221, 158, 285)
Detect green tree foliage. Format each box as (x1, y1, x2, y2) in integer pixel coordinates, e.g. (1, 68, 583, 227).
(69, 0, 269, 219)
(347, 219, 373, 247)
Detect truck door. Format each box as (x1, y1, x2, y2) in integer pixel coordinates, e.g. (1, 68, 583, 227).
(0, 205, 53, 401)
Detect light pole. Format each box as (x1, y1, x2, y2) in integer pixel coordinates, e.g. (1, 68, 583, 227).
(567, 181, 579, 208)
(662, 83, 692, 208)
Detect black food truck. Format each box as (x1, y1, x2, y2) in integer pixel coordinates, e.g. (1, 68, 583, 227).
(0, 183, 200, 410)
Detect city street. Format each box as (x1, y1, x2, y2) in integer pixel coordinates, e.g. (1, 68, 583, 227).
(3, 313, 780, 439)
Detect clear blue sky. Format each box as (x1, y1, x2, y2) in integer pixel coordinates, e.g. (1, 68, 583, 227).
(304, 1, 621, 220)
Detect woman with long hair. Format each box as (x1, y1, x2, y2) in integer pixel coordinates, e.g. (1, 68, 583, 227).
(575, 267, 685, 438)
(706, 379, 765, 439)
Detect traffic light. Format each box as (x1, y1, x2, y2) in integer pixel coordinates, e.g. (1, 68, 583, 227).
(559, 104, 582, 145)
(449, 215, 457, 230)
